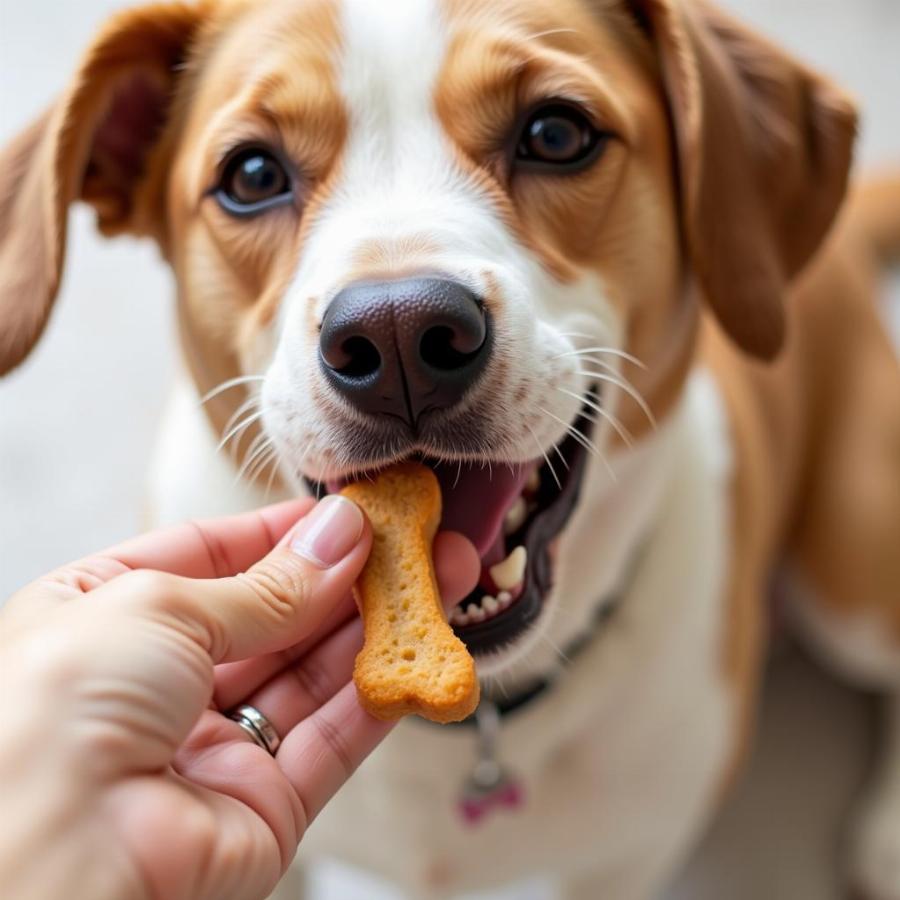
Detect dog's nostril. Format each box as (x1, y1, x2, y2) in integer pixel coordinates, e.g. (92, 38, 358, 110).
(419, 325, 483, 372)
(334, 336, 381, 378)
(319, 276, 492, 424)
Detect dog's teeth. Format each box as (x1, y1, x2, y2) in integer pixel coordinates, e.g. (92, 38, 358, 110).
(503, 496, 527, 534)
(466, 603, 486, 623)
(482, 595, 499, 615)
(497, 590, 512, 607)
(450, 608, 469, 626)
(526, 470, 541, 492)
(489, 546, 527, 592)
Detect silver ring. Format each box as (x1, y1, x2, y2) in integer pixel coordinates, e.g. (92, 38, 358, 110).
(228, 704, 281, 755)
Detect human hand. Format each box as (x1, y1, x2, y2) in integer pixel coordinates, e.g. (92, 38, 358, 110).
(0, 497, 479, 900)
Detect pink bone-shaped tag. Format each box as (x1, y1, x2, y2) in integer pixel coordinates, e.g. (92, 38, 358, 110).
(458, 779, 524, 826)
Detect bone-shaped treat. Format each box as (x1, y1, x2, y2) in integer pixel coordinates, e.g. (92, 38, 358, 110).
(341, 462, 480, 723)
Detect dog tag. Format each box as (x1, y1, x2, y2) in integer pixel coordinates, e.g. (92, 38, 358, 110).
(457, 699, 524, 826)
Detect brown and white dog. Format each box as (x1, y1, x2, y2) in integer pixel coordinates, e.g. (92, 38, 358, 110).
(2, 0, 899, 897)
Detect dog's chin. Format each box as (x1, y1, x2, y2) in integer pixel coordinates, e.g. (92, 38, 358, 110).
(302, 401, 594, 662)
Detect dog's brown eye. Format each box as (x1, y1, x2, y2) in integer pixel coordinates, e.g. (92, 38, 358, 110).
(515, 103, 608, 172)
(216, 147, 292, 216)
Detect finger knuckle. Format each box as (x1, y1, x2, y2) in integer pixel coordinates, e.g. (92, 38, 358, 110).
(291, 657, 334, 709)
(239, 557, 311, 622)
(121, 569, 182, 610)
(311, 712, 355, 782)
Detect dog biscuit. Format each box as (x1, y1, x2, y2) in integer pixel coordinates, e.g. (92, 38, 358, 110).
(341, 462, 479, 723)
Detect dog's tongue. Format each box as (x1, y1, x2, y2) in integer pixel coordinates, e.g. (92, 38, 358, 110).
(435, 462, 536, 559)
(328, 460, 539, 562)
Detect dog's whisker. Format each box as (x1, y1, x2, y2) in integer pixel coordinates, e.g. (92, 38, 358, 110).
(247, 445, 278, 487)
(219, 398, 261, 459)
(556, 387, 634, 447)
(222, 395, 258, 434)
(555, 330, 599, 341)
(551, 439, 570, 472)
(482, 671, 511, 701)
(200, 374, 265, 406)
(577, 407, 634, 449)
(561, 358, 649, 407)
(538, 406, 617, 483)
(241, 430, 270, 467)
(553, 347, 646, 369)
(525, 421, 562, 491)
(540, 632, 572, 666)
(571, 356, 619, 376)
(248, 446, 278, 482)
(247, 445, 279, 487)
(235, 434, 274, 485)
(217, 408, 266, 456)
(263, 452, 282, 500)
(573, 370, 656, 429)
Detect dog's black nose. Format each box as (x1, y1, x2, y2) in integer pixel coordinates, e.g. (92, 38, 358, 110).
(319, 277, 491, 426)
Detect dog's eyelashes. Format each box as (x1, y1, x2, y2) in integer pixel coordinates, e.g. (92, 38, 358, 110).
(514, 102, 609, 174)
(215, 146, 293, 217)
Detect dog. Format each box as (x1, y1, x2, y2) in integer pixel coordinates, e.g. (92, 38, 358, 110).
(2, 0, 899, 897)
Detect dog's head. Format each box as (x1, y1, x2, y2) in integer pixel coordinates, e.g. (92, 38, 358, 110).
(0, 0, 855, 671)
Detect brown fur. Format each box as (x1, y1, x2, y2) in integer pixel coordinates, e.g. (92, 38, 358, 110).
(0, 0, 898, 863)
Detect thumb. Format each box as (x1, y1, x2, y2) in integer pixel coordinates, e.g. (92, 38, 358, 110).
(117, 496, 372, 664)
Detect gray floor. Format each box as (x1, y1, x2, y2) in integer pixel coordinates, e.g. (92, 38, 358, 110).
(1, 1, 899, 898)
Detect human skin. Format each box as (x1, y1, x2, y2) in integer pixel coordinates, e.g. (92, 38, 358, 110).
(0, 496, 479, 900)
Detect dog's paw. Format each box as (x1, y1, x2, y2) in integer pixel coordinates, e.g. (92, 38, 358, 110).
(850, 799, 900, 900)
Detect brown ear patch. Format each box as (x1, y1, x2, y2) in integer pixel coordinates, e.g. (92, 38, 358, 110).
(0, 111, 59, 375)
(0, 2, 206, 376)
(625, 0, 857, 359)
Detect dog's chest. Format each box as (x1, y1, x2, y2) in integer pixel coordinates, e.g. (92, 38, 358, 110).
(301, 373, 738, 897)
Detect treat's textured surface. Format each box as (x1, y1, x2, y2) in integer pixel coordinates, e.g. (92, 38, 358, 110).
(342, 462, 479, 724)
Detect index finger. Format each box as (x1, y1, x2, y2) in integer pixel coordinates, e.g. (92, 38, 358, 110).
(102, 498, 315, 579)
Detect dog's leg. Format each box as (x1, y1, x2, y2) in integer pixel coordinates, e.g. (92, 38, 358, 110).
(785, 252, 900, 900)
(849, 694, 900, 900)
(788, 580, 900, 900)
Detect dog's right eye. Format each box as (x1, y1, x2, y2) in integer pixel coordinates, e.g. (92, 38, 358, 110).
(215, 147, 293, 216)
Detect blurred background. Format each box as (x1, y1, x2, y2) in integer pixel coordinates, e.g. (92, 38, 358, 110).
(1, 1, 898, 898)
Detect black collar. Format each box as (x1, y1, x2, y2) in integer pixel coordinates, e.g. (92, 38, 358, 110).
(435, 580, 627, 728)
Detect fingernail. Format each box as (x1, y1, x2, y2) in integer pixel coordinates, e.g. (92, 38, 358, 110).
(290, 495, 364, 568)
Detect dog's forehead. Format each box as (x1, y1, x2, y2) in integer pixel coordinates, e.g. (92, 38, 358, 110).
(194, 0, 625, 113)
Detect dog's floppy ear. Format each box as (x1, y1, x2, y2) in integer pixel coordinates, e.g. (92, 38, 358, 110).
(0, 2, 207, 375)
(626, 0, 857, 358)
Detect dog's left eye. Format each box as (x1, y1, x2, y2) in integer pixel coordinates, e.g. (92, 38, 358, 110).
(515, 103, 608, 172)
(215, 147, 292, 216)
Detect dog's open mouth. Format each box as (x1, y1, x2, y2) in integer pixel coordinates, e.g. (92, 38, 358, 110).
(308, 403, 593, 656)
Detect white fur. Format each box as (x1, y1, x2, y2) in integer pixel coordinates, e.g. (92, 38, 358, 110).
(787, 576, 900, 687)
(291, 372, 736, 899)
(260, 0, 621, 485)
(148, 374, 285, 526)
